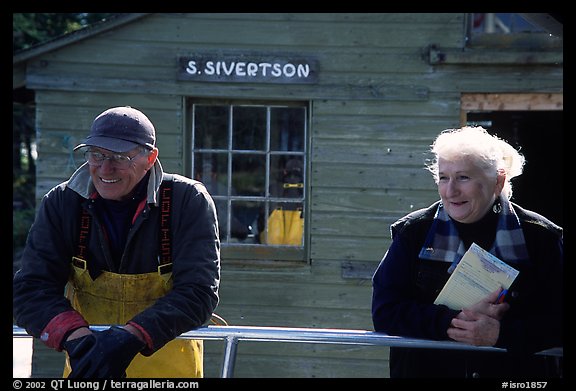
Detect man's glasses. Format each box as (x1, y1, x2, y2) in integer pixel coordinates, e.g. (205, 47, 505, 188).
(84, 149, 146, 169)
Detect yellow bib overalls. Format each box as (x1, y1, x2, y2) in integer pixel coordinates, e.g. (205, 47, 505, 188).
(63, 260, 203, 378)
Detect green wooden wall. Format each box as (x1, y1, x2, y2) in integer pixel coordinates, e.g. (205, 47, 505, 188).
(21, 13, 562, 378)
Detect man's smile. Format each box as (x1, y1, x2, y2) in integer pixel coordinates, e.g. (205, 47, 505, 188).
(100, 177, 120, 184)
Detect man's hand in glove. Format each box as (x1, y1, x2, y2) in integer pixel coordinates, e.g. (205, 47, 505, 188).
(64, 326, 146, 378)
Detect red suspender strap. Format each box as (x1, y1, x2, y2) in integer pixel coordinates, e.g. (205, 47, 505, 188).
(74, 176, 174, 273)
(158, 175, 173, 274)
(72, 206, 91, 269)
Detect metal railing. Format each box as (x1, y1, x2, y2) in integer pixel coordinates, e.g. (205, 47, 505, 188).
(13, 325, 562, 378)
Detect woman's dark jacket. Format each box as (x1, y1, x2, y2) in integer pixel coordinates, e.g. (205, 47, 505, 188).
(13, 161, 220, 353)
(372, 201, 563, 378)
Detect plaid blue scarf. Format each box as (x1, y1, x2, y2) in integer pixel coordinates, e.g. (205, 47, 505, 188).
(418, 196, 529, 273)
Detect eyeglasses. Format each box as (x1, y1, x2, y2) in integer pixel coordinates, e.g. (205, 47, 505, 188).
(84, 150, 146, 169)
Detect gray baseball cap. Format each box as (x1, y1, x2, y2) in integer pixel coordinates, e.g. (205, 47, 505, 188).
(74, 106, 156, 152)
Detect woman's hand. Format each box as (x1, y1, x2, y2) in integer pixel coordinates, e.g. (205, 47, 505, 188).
(446, 288, 511, 346)
(458, 288, 510, 321)
(447, 309, 501, 346)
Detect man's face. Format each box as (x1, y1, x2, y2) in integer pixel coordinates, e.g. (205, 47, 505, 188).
(87, 146, 157, 201)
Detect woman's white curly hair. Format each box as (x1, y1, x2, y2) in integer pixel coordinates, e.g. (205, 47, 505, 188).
(426, 126, 525, 200)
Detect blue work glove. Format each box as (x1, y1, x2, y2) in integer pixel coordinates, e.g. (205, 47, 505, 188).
(64, 326, 146, 378)
(63, 333, 98, 375)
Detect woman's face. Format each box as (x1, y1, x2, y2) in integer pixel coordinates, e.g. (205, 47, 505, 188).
(437, 157, 504, 224)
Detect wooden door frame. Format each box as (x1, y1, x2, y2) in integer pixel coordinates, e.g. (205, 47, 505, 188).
(460, 93, 563, 125)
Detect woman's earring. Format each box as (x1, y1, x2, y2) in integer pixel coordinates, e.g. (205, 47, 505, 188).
(493, 203, 502, 214)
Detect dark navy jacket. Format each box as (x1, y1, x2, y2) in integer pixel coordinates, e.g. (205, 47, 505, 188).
(372, 201, 563, 378)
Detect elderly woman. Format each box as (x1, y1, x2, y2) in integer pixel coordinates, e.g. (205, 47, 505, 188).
(371, 126, 563, 378)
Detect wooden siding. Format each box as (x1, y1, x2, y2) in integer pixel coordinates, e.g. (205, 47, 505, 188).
(21, 13, 563, 378)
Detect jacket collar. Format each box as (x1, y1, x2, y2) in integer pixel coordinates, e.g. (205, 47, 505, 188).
(66, 160, 165, 205)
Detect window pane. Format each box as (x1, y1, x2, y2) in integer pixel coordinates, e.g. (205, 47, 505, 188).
(232, 106, 266, 150)
(232, 153, 266, 196)
(213, 199, 229, 241)
(270, 156, 304, 199)
(470, 13, 547, 35)
(231, 200, 263, 243)
(194, 152, 228, 196)
(270, 107, 305, 151)
(195, 105, 229, 149)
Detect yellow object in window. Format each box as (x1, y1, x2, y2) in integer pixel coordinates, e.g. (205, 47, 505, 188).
(263, 208, 303, 245)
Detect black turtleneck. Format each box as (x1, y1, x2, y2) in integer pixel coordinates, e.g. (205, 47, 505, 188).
(452, 206, 499, 252)
(95, 172, 150, 268)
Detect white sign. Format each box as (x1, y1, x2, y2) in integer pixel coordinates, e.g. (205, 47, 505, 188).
(178, 53, 318, 84)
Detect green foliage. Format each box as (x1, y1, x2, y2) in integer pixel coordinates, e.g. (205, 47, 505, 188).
(13, 100, 36, 253)
(13, 208, 35, 250)
(13, 168, 36, 251)
(13, 102, 36, 209)
(13, 13, 114, 254)
(13, 13, 115, 53)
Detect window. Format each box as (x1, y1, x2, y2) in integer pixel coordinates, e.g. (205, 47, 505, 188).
(465, 13, 562, 47)
(469, 13, 547, 35)
(437, 13, 563, 66)
(189, 100, 307, 253)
